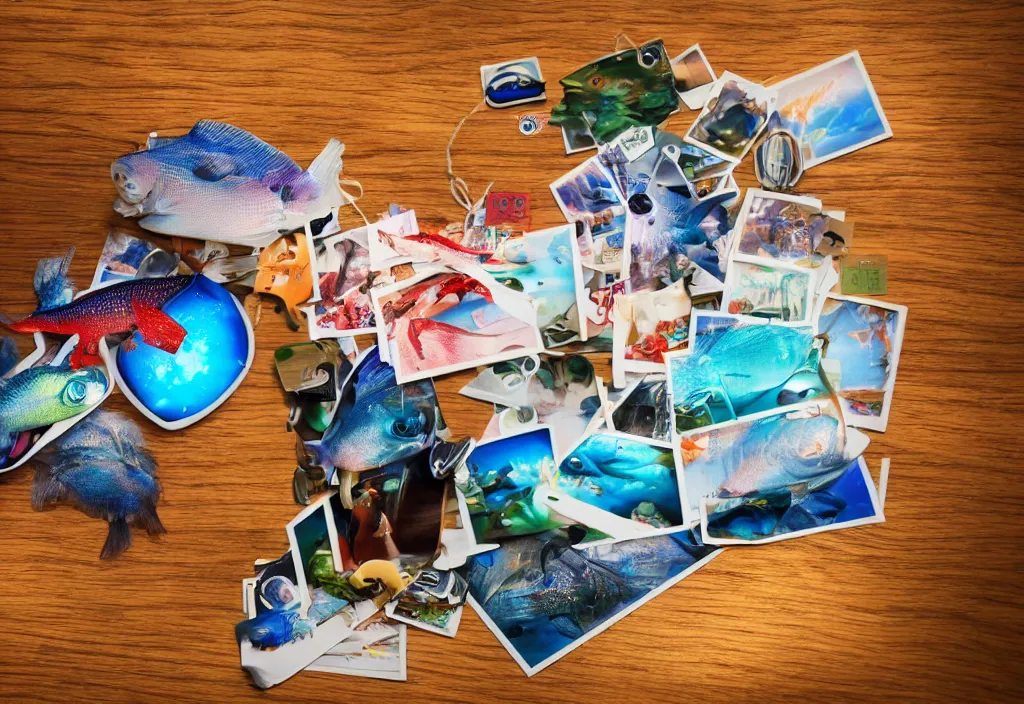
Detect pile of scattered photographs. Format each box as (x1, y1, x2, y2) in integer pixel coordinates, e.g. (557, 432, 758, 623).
(0, 37, 902, 687)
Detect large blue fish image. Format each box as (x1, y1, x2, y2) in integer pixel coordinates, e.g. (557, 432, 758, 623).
(558, 433, 683, 526)
(670, 324, 824, 425)
(305, 347, 437, 475)
(711, 411, 847, 498)
(111, 120, 345, 247)
(30, 410, 165, 559)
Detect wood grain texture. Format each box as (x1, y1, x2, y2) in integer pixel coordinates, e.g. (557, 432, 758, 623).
(0, 1, 1021, 701)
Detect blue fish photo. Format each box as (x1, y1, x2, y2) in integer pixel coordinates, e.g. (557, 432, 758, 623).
(701, 456, 884, 544)
(466, 527, 719, 675)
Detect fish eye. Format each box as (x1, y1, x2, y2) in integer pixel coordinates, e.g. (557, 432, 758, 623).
(64, 380, 88, 404)
(590, 76, 601, 87)
(628, 193, 654, 215)
(392, 414, 424, 438)
(567, 457, 583, 471)
(639, 46, 661, 68)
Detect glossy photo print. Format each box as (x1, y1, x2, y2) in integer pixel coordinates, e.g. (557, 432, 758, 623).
(305, 226, 376, 339)
(774, 51, 893, 168)
(458, 427, 564, 542)
(612, 279, 691, 385)
(667, 312, 826, 430)
(818, 295, 907, 431)
(307, 619, 407, 681)
(700, 455, 884, 545)
(722, 255, 815, 323)
(371, 269, 542, 384)
(685, 72, 775, 162)
(609, 374, 672, 442)
(466, 526, 719, 676)
(480, 57, 546, 109)
(671, 44, 717, 109)
(551, 157, 628, 269)
(731, 189, 836, 267)
(92, 230, 179, 288)
(484, 225, 588, 349)
(547, 432, 685, 531)
(673, 400, 854, 524)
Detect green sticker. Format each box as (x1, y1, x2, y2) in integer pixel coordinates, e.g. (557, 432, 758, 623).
(841, 255, 888, 295)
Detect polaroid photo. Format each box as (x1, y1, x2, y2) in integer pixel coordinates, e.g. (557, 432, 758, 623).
(612, 278, 691, 387)
(304, 226, 376, 339)
(699, 455, 885, 545)
(685, 71, 776, 163)
(665, 311, 825, 431)
(457, 426, 565, 543)
(729, 189, 835, 269)
(485, 224, 589, 348)
(481, 57, 546, 109)
(773, 51, 893, 169)
(818, 294, 907, 431)
(606, 373, 672, 443)
(671, 44, 717, 110)
(286, 491, 342, 613)
(385, 568, 468, 638)
(672, 398, 861, 525)
(551, 157, 627, 268)
(367, 209, 419, 270)
(465, 526, 720, 676)
(434, 487, 500, 571)
(307, 620, 407, 681)
(722, 254, 816, 325)
(0, 334, 115, 474)
(91, 230, 179, 289)
(370, 268, 543, 384)
(537, 430, 687, 539)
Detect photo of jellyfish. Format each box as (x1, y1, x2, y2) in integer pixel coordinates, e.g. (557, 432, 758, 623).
(668, 318, 826, 430)
(550, 157, 628, 265)
(722, 258, 814, 322)
(459, 427, 564, 542)
(818, 295, 906, 431)
(685, 72, 774, 161)
(674, 401, 852, 522)
(466, 527, 719, 675)
(774, 51, 893, 168)
(556, 433, 684, 528)
(734, 191, 832, 266)
(701, 456, 883, 544)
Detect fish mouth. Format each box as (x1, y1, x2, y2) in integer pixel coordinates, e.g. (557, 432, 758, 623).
(110, 163, 146, 204)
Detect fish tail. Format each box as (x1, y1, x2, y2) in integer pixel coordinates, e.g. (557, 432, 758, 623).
(34, 247, 76, 311)
(30, 464, 70, 510)
(101, 518, 133, 560)
(306, 138, 346, 209)
(137, 500, 167, 536)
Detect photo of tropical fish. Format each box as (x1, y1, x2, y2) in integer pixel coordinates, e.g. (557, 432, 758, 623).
(722, 256, 814, 323)
(818, 295, 906, 431)
(483, 225, 587, 348)
(609, 374, 672, 442)
(458, 427, 565, 542)
(111, 120, 345, 246)
(773, 51, 892, 168)
(371, 270, 542, 384)
(667, 316, 826, 430)
(673, 401, 853, 523)
(732, 189, 834, 267)
(701, 456, 883, 544)
(549, 40, 678, 144)
(555, 433, 684, 529)
(480, 57, 546, 109)
(466, 526, 719, 675)
(551, 157, 628, 268)
(306, 226, 376, 339)
(685, 72, 775, 162)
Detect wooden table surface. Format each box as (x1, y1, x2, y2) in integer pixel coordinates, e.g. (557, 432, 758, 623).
(1, 1, 1021, 702)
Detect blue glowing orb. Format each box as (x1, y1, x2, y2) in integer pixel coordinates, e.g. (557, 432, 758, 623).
(116, 275, 252, 424)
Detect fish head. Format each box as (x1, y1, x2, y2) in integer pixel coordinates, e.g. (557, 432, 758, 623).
(61, 367, 108, 411)
(330, 391, 432, 472)
(111, 153, 159, 205)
